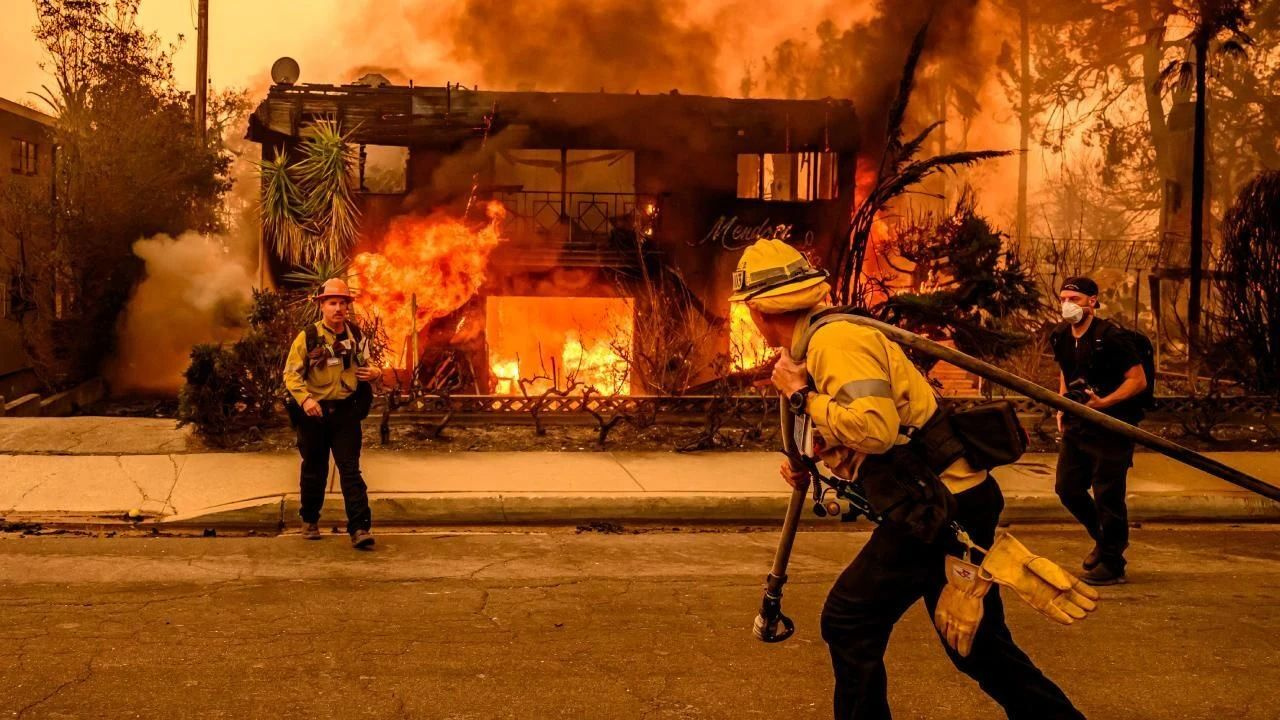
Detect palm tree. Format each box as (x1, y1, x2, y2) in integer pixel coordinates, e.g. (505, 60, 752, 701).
(257, 118, 361, 267)
(832, 24, 1011, 305)
(1162, 0, 1253, 358)
(258, 149, 307, 264)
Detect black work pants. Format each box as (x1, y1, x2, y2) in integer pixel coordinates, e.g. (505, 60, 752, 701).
(820, 476, 1083, 720)
(1055, 431, 1133, 570)
(295, 399, 372, 535)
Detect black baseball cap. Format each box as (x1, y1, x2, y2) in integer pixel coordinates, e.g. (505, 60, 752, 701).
(1061, 276, 1099, 297)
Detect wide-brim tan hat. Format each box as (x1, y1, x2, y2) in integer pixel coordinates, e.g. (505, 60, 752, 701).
(315, 278, 355, 302)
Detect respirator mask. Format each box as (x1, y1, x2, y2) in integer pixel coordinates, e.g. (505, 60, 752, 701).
(1061, 301, 1086, 325)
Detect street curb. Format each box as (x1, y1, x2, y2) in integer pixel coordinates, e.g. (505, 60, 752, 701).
(27, 491, 1270, 529)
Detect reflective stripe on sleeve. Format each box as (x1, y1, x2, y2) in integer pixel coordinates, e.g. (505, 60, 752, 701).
(834, 378, 893, 405)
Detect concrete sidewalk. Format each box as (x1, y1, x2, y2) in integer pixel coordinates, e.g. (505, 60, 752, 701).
(2, 447, 1278, 528)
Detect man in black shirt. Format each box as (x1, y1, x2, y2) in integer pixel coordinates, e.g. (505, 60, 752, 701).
(1050, 277, 1148, 586)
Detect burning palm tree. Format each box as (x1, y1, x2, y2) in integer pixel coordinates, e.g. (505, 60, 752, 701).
(831, 23, 1011, 306)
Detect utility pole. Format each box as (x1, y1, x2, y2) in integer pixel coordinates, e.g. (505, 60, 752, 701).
(194, 0, 209, 143)
(1016, 0, 1030, 248)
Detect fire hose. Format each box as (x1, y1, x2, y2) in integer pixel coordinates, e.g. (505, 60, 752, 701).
(754, 314, 1280, 643)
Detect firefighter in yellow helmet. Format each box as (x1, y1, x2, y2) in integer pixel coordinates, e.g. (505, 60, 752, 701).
(731, 239, 1086, 719)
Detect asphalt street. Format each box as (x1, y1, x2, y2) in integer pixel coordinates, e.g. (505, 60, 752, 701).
(0, 525, 1276, 719)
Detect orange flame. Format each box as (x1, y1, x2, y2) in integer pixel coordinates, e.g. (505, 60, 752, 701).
(486, 296, 633, 395)
(729, 303, 774, 371)
(350, 202, 507, 367)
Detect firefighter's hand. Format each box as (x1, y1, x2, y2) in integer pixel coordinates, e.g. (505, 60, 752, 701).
(771, 351, 809, 396)
(779, 459, 808, 489)
(1056, 411, 1063, 434)
(302, 398, 323, 418)
(355, 366, 380, 382)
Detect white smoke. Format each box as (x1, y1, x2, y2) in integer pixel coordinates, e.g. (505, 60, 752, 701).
(107, 231, 257, 394)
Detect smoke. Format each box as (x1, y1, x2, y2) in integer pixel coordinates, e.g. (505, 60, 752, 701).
(107, 232, 256, 394)
(448, 0, 720, 93)
(337, 0, 724, 94)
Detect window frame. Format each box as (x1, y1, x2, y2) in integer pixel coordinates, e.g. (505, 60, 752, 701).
(736, 151, 838, 202)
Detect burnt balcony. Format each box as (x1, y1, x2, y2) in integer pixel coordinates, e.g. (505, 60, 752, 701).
(483, 190, 662, 269)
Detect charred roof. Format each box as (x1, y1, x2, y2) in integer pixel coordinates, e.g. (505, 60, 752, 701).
(247, 83, 858, 154)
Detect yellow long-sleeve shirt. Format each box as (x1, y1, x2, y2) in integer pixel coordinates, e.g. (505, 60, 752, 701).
(282, 322, 362, 405)
(792, 308, 986, 495)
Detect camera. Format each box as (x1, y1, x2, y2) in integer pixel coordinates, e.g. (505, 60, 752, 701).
(1064, 378, 1094, 404)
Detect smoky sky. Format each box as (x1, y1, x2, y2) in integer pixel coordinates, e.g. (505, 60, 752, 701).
(447, 0, 721, 94)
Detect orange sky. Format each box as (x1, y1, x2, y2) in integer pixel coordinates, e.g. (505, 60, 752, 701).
(0, 0, 1031, 228)
(1, 0, 363, 105)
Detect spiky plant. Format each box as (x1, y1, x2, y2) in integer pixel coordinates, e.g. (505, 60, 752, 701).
(293, 118, 361, 266)
(832, 23, 1012, 306)
(257, 149, 309, 265)
(281, 258, 353, 323)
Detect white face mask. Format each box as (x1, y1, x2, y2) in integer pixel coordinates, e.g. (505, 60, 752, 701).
(1061, 301, 1085, 325)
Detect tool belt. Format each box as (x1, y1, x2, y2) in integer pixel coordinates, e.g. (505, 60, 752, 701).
(855, 407, 959, 543)
(284, 382, 373, 427)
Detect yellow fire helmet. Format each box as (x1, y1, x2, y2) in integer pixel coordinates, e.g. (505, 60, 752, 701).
(729, 239, 829, 304)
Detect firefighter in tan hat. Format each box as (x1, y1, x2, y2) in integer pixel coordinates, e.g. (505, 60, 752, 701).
(731, 239, 1089, 719)
(283, 278, 379, 549)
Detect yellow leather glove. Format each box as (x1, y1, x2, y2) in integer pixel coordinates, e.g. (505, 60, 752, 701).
(934, 555, 992, 657)
(979, 533, 1100, 625)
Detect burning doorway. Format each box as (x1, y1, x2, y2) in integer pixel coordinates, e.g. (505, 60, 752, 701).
(485, 296, 634, 395)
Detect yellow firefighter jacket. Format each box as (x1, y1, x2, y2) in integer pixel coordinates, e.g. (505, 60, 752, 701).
(791, 307, 986, 496)
(282, 322, 362, 405)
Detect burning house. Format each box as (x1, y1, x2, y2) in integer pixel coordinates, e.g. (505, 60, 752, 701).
(247, 69, 859, 395)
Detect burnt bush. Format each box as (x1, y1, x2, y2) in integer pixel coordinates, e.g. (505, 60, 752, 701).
(178, 289, 299, 445)
(1218, 171, 1280, 393)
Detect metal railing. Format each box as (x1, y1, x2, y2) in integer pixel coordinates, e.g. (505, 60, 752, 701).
(488, 190, 659, 243)
(381, 393, 1280, 428)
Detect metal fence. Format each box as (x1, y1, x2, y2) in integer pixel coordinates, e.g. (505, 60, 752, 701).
(382, 393, 1280, 428)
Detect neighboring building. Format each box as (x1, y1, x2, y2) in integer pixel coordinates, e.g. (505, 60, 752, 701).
(247, 79, 860, 391)
(0, 97, 58, 400)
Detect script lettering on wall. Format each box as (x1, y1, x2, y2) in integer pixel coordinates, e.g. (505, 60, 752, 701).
(695, 215, 816, 250)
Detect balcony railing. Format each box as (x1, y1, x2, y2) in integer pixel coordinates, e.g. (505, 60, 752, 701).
(482, 190, 660, 268)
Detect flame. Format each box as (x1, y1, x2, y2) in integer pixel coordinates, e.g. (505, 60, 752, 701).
(729, 302, 774, 371)
(486, 296, 633, 395)
(350, 202, 507, 367)
(491, 358, 521, 395)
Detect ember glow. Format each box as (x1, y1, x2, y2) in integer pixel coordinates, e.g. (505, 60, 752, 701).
(485, 297, 633, 395)
(350, 202, 507, 366)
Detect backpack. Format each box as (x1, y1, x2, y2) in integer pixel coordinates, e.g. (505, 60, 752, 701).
(1093, 319, 1156, 410)
(287, 322, 373, 424)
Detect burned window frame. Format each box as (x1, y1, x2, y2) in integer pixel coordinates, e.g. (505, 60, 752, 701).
(736, 151, 837, 202)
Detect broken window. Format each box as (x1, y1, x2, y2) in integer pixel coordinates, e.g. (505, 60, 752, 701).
(737, 151, 837, 201)
(493, 149, 636, 194)
(359, 145, 408, 193)
(493, 149, 563, 192)
(10, 139, 37, 175)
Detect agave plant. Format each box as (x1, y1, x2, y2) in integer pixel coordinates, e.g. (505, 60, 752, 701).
(293, 118, 361, 266)
(257, 149, 309, 265)
(832, 23, 1012, 306)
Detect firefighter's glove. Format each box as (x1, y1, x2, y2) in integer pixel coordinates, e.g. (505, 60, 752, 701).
(978, 533, 1100, 625)
(934, 555, 991, 657)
